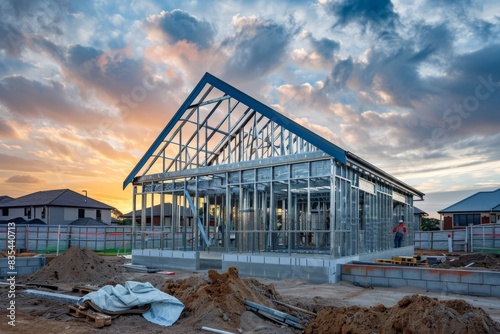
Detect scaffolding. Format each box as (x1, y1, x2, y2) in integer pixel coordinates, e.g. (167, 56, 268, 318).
(124, 73, 424, 258)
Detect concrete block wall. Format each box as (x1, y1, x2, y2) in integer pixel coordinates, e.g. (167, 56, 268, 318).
(132, 249, 199, 270)
(341, 263, 500, 297)
(0, 257, 46, 278)
(222, 254, 336, 283)
(129, 246, 415, 284)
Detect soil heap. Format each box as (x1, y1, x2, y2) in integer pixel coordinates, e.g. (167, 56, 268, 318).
(22, 246, 127, 285)
(435, 253, 500, 271)
(164, 267, 294, 332)
(305, 294, 500, 334)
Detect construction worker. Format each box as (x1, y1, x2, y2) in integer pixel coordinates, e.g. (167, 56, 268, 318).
(393, 219, 407, 248)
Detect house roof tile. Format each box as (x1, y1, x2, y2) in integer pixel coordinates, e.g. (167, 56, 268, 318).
(438, 188, 500, 213)
(0, 189, 113, 210)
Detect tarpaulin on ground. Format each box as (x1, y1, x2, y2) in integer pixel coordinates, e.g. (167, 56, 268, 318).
(79, 281, 184, 326)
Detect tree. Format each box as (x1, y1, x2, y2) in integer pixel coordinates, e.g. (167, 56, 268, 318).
(421, 217, 440, 231)
(111, 208, 124, 220)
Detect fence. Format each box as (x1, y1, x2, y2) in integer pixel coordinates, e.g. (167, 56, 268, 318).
(2, 223, 499, 255)
(415, 224, 500, 253)
(0, 225, 134, 255)
(0, 225, 205, 254)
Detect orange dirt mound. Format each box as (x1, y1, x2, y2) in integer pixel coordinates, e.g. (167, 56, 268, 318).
(164, 267, 284, 331)
(22, 246, 126, 285)
(305, 294, 500, 334)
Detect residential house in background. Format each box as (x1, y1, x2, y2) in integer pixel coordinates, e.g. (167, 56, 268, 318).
(0, 189, 114, 225)
(0, 196, 14, 204)
(413, 207, 428, 231)
(121, 203, 194, 227)
(438, 188, 500, 230)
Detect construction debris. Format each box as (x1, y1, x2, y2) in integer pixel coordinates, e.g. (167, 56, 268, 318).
(244, 300, 304, 329)
(120, 264, 160, 273)
(24, 289, 80, 303)
(201, 326, 236, 334)
(0, 281, 58, 290)
(273, 299, 317, 317)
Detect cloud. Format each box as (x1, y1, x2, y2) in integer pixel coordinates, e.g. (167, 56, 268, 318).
(220, 15, 297, 82)
(147, 9, 215, 49)
(0, 119, 19, 139)
(0, 143, 21, 150)
(0, 75, 106, 127)
(5, 174, 44, 184)
(0, 153, 52, 172)
(326, 0, 399, 36)
(326, 57, 354, 91)
(0, 23, 27, 57)
(307, 34, 340, 61)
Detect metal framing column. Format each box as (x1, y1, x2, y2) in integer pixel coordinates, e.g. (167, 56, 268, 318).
(141, 186, 146, 249)
(150, 192, 154, 232)
(225, 182, 231, 251)
(172, 193, 178, 250)
(287, 175, 292, 255)
(132, 185, 137, 249)
(160, 189, 165, 249)
(253, 180, 258, 252)
(330, 159, 336, 256)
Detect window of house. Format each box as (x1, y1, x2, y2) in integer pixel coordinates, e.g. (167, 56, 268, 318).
(24, 207, 31, 219)
(78, 208, 85, 218)
(41, 207, 46, 219)
(96, 210, 102, 221)
(453, 214, 480, 227)
(2, 208, 8, 216)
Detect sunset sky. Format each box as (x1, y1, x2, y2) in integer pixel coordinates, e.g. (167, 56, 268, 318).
(1, 0, 499, 218)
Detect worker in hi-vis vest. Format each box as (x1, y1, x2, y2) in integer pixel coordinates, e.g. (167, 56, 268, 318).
(392, 220, 407, 248)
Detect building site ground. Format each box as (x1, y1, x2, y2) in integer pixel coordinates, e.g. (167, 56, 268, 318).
(0, 247, 499, 334)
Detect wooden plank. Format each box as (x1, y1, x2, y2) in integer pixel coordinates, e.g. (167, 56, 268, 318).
(67, 305, 112, 328)
(72, 285, 98, 294)
(375, 259, 393, 264)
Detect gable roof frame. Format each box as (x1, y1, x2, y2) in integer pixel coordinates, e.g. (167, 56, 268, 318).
(123, 72, 347, 189)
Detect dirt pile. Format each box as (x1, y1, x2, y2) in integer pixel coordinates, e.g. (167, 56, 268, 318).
(305, 294, 500, 334)
(22, 246, 127, 285)
(164, 267, 287, 332)
(435, 253, 500, 271)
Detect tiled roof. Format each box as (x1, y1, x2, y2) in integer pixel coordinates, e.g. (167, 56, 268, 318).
(438, 188, 500, 213)
(0, 196, 14, 204)
(69, 218, 109, 226)
(122, 203, 193, 218)
(0, 189, 113, 210)
(413, 207, 427, 215)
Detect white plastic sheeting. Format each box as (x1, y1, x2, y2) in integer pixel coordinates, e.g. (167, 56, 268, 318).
(79, 281, 184, 326)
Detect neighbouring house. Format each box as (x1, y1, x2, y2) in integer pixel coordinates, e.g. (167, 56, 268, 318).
(121, 204, 194, 227)
(438, 188, 500, 230)
(0, 196, 14, 204)
(0, 189, 114, 225)
(413, 207, 428, 231)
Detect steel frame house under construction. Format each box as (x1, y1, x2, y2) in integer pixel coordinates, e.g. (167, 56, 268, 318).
(124, 73, 424, 282)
